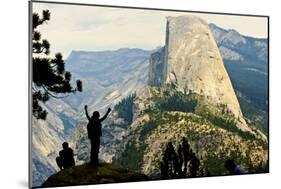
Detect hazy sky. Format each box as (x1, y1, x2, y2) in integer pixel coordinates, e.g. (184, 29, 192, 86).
(33, 2, 268, 58)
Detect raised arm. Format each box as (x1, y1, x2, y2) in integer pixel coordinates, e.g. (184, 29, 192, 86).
(99, 108, 111, 122)
(84, 105, 90, 121)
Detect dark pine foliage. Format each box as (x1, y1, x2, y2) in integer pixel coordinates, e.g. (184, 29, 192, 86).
(160, 137, 200, 179)
(114, 93, 136, 123)
(32, 10, 82, 119)
(156, 91, 198, 113)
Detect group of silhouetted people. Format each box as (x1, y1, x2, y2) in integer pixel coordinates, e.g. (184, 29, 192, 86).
(55, 105, 242, 175)
(55, 105, 111, 170)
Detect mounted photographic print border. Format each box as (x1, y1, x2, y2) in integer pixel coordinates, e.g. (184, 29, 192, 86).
(29, 0, 269, 188)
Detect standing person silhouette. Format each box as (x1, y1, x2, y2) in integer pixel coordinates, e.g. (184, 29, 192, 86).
(84, 105, 111, 165)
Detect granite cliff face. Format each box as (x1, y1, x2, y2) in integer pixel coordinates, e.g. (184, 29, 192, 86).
(149, 15, 258, 134)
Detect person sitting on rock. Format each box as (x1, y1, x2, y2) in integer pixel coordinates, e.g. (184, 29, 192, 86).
(84, 105, 111, 165)
(224, 159, 242, 175)
(56, 142, 75, 170)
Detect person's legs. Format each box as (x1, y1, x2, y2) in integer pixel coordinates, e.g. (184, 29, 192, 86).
(93, 148, 98, 165)
(90, 140, 95, 164)
(90, 139, 100, 165)
(56, 156, 63, 170)
(95, 139, 100, 165)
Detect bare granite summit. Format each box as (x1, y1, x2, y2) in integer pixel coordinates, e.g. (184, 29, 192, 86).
(149, 15, 262, 135)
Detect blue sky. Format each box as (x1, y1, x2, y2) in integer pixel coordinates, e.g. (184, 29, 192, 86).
(33, 2, 268, 58)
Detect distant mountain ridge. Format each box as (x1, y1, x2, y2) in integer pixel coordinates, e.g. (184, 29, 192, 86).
(209, 23, 268, 64)
(64, 48, 152, 112)
(209, 23, 268, 80)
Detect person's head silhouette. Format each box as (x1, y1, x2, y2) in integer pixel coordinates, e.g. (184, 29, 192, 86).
(225, 159, 237, 174)
(62, 142, 69, 150)
(92, 111, 100, 121)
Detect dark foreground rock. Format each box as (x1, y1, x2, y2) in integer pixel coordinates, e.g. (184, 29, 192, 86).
(41, 163, 148, 188)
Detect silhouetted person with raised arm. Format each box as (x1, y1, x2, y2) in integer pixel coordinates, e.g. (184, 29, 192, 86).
(56, 142, 75, 170)
(84, 105, 111, 165)
(224, 159, 242, 175)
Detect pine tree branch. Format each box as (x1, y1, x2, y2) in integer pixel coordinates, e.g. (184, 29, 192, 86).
(32, 85, 38, 92)
(50, 64, 57, 68)
(32, 84, 42, 93)
(32, 48, 43, 54)
(32, 46, 46, 54)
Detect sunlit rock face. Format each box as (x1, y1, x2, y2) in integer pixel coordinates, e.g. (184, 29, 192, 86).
(149, 15, 255, 133)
